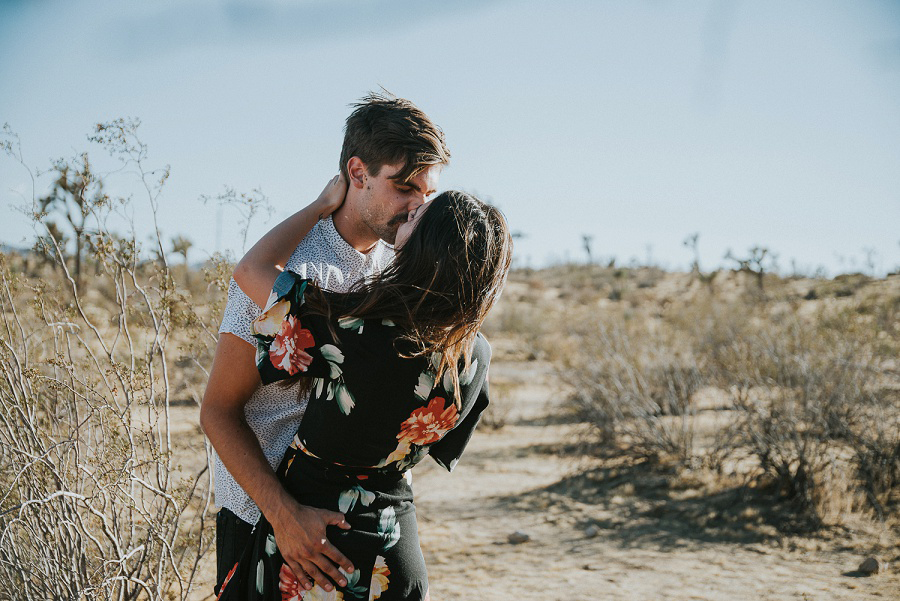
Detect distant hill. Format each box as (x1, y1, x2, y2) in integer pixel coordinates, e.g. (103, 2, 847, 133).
(0, 243, 30, 255)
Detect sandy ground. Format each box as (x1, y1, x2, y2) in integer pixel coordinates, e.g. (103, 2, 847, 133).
(183, 357, 899, 600)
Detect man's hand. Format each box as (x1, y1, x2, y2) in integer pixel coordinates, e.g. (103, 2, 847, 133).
(312, 174, 348, 220)
(269, 494, 353, 592)
(201, 335, 353, 592)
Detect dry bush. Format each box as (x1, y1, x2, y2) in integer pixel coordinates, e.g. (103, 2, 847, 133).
(537, 264, 900, 529)
(481, 274, 552, 360)
(0, 121, 234, 599)
(710, 306, 893, 525)
(479, 379, 519, 430)
(852, 416, 900, 520)
(552, 304, 712, 464)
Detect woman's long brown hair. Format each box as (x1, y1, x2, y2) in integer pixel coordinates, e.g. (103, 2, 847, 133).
(294, 190, 513, 407)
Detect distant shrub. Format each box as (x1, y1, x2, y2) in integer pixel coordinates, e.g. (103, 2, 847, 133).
(553, 306, 710, 463)
(480, 379, 520, 430)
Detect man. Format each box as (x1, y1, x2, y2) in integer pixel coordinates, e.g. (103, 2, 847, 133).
(200, 92, 449, 595)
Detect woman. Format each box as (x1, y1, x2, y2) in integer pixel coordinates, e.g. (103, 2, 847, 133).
(217, 177, 512, 600)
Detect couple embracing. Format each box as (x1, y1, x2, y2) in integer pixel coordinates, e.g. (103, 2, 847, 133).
(201, 93, 513, 600)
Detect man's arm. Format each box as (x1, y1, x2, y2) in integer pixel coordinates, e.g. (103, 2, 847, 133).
(200, 333, 353, 592)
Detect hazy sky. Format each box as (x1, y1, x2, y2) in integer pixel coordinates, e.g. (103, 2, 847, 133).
(1, 0, 899, 274)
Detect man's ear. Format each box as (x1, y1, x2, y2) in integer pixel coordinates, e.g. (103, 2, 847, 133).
(346, 157, 368, 190)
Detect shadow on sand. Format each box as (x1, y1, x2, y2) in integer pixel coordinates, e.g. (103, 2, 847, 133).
(487, 456, 825, 550)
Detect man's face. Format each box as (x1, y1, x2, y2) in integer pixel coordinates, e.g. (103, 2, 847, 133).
(357, 162, 441, 245)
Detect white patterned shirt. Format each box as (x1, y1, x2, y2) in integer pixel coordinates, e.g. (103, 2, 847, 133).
(215, 216, 394, 523)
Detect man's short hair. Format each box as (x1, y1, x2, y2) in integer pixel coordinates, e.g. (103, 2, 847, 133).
(340, 91, 450, 183)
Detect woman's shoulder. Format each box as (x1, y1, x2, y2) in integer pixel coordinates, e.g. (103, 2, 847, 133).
(454, 333, 491, 396)
(472, 332, 492, 364)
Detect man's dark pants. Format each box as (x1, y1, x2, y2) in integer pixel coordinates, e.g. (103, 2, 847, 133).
(214, 507, 255, 596)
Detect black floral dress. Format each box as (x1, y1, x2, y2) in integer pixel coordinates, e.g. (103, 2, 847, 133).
(217, 272, 491, 601)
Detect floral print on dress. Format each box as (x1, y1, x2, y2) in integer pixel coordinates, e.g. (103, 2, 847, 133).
(376, 506, 401, 552)
(440, 357, 479, 394)
(338, 485, 375, 513)
(375, 398, 460, 468)
(376, 440, 412, 468)
(252, 276, 313, 385)
(460, 358, 479, 386)
(269, 314, 315, 375)
(398, 398, 459, 445)
(341, 568, 368, 599)
(265, 534, 278, 556)
(368, 556, 390, 600)
(338, 315, 364, 333)
(413, 370, 435, 402)
(279, 564, 345, 601)
(318, 344, 356, 415)
(216, 562, 239, 600)
(253, 299, 291, 337)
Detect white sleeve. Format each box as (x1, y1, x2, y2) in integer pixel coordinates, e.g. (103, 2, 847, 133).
(218, 277, 261, 347)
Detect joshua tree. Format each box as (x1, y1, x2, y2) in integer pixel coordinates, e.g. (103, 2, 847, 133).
(37, 156, 105, 286)
(171, 234, 192, 265)
(725, 246, 778, 293)
(172, 234, 193, 285)
(582, 234, 594, 264)
(862, 247, 878, 277)
(683, 232, 700, 274)
(645, 244, 655, 268)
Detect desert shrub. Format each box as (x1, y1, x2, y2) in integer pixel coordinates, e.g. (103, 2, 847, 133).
(483, 300, 545, 345)
(711, 306, 888, 524)
(549, 271, 899, 527)
(554, 306, 709, 463)
(0, 121, 231, 599)
(852, 416, 900, 519)
(481, 278, 554, 361)
(480, 379, 519, 430)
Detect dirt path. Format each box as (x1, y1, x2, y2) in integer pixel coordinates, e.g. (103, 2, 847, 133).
(412, 360, 899, 601)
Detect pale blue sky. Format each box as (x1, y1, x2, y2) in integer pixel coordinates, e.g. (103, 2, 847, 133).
(1, 0, 898, 274)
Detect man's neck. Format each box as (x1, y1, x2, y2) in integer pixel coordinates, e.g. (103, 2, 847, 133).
(331, 204, 380, 254)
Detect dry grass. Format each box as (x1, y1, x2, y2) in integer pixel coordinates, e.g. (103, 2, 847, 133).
(0, 121, 230, 600)
(491, 265, 900, 533)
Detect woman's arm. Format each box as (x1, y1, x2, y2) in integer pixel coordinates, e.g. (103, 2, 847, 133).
(233, 174, 347, 308)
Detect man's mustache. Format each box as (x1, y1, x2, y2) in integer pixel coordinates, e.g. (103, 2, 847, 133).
(387, 213, 408, 226)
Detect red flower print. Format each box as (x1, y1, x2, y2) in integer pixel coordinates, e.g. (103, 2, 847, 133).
(279, 563, 303, 601)
(397, 397, 459, 445)
(215, 562, 239, 600)
(269, 315, 315, 375)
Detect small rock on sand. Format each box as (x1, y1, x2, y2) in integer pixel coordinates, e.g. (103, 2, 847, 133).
(858, 557, 885, 575)
(584, 525, 600, 538)
(508, 530, 530, 544)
